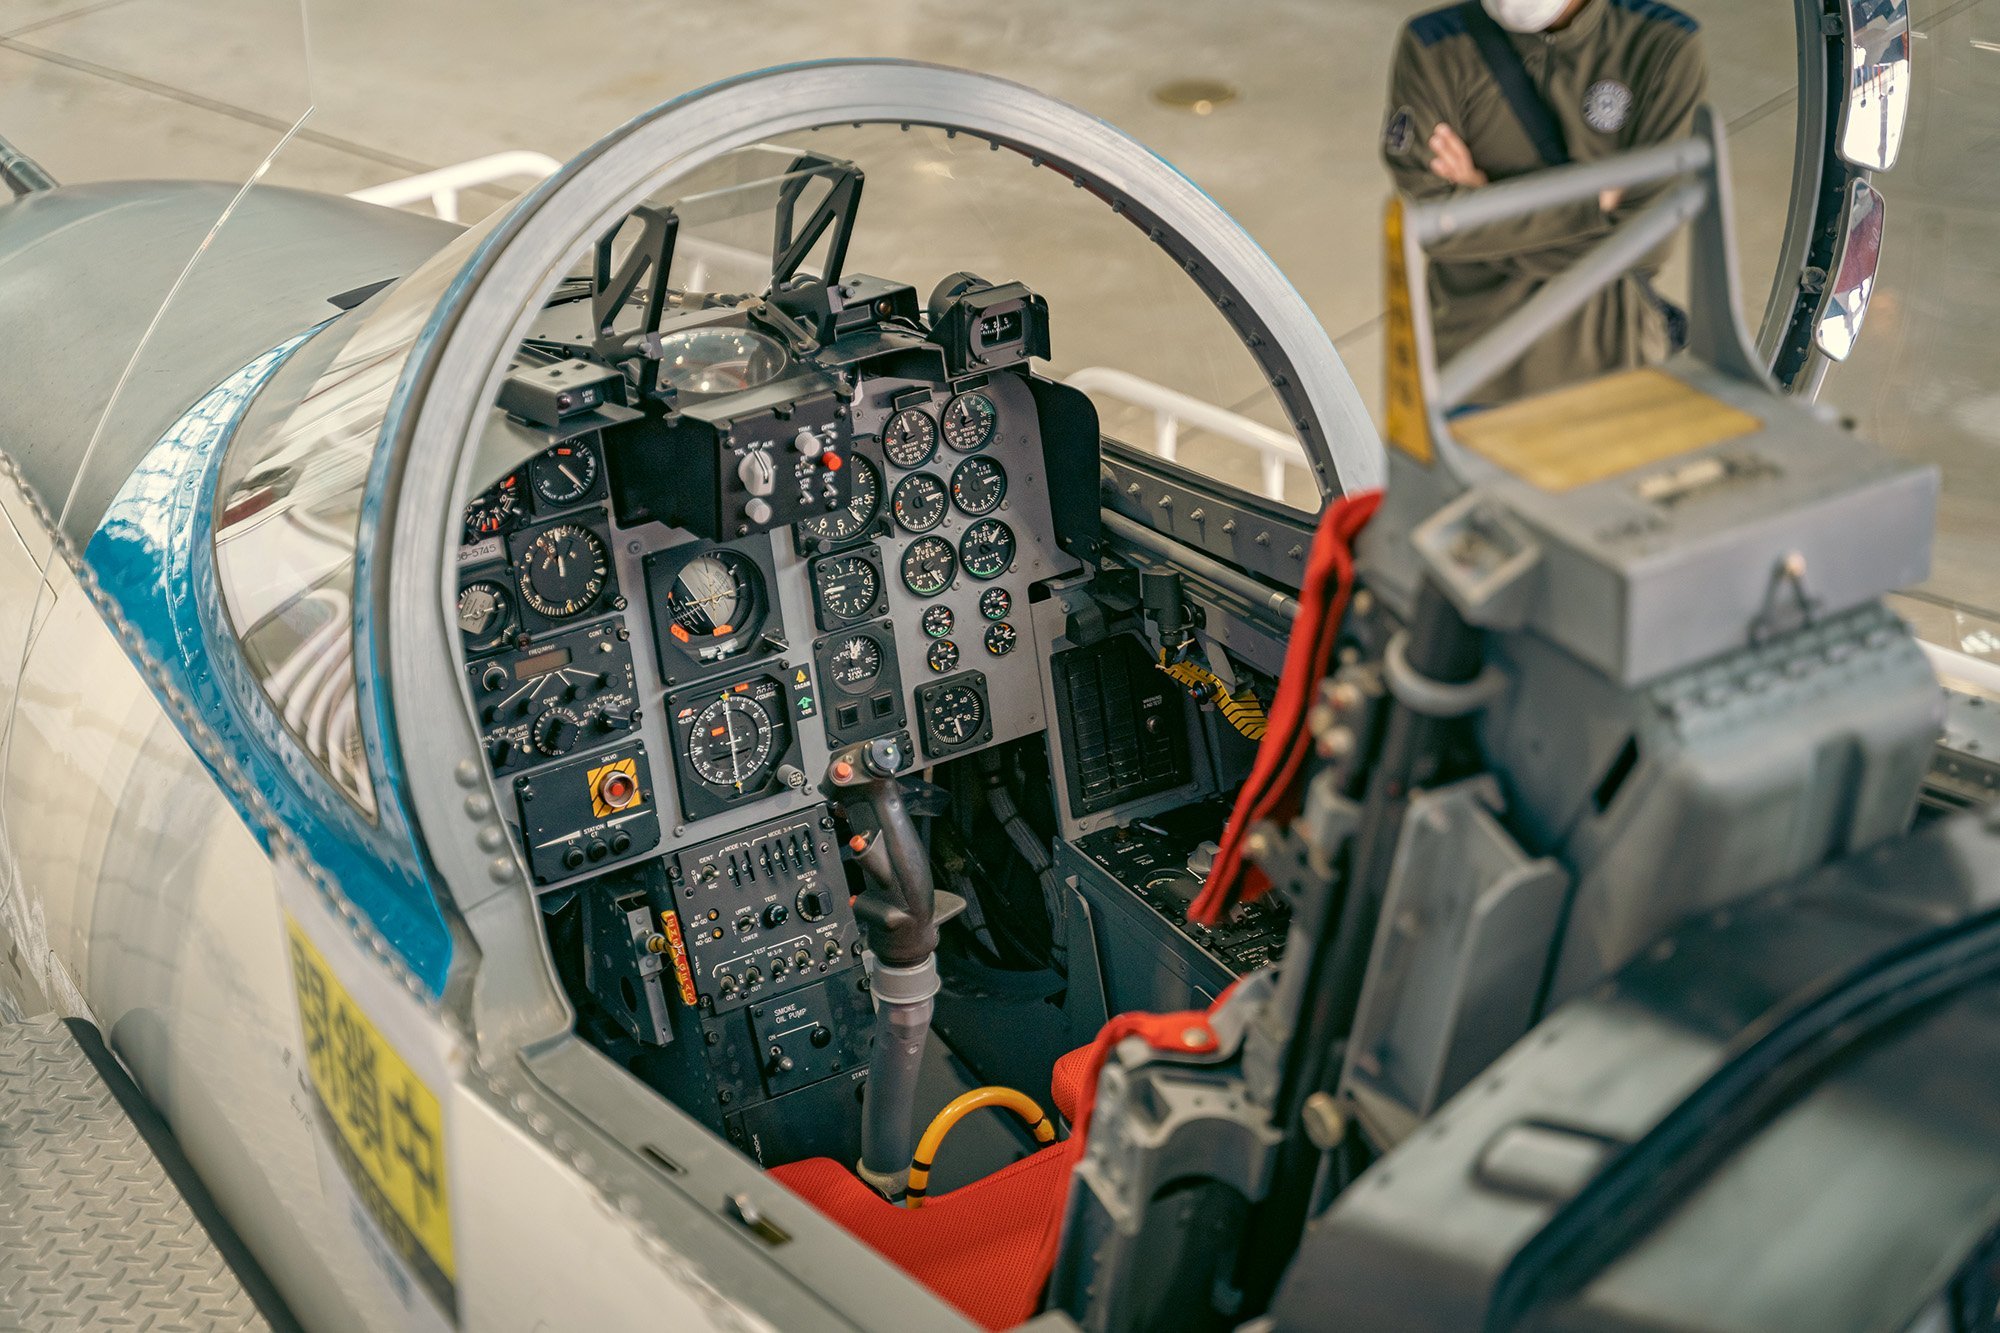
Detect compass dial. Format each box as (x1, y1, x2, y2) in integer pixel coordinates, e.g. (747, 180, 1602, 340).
(797, 452, 881, 546)
(942, 391, 998, 452)
(891, 472, 949, 533)
(530, 439, 599, 507)
(901, 536, 957, 597)
(518, 523, 610, 619)
(457, 580, 516, 654)
(828, 634, 884, 693)
(883, 408, 938, 468)
(688, 694, 777, 789)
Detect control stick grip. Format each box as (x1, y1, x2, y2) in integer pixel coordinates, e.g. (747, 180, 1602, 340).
(825, 738, 937, 966)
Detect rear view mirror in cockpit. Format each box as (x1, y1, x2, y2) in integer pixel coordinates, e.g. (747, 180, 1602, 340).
(1814, 177, 1886, 362)
(1837, 0, 1911, 171)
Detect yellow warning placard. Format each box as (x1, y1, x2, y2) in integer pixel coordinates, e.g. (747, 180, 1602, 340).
(1451, 367, 1762, 493)
(1383, 196, 1435, 466)
(287, 916, 456, 1311)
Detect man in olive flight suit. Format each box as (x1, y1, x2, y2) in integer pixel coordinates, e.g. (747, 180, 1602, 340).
(1381, 0, 1709, 402)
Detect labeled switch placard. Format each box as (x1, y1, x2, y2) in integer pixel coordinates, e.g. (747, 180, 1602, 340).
(515, 742, 661, 885)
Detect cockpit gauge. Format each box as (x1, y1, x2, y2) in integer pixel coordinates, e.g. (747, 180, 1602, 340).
(950, 456, 1007, 515)
(688, 693, 777, 789)
(926, 639, 960, 674)
(655, 326, 789, 395)
(959, 518, 1016, 581)
(517, 522, 611, 620)
(458, 580, 517, 655)
(827, 634, 884, 692)
(883, 407, 938, 468)
(942, 391, 998, 452)
(891, 472, 948, 533)
(901, 536, 957, 597)
(667, 673, 801, 818)
(984, 622, 1018, 657)
(916, 671, 993, 758)
(979, 587, 1011, 621)
(811, 549, 883, 628)
(921, 605, 955, 639)
(530, 438, 601, 508)
(796, 451, 881, 547)
(464, 473, 526, 542)
(663, 551, 764, 663)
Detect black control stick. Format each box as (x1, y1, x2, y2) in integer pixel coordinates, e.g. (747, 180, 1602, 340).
(824, 736, 957, 1197)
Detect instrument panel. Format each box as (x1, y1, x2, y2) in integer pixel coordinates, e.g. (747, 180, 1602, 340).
(461, 330, 1074, 891)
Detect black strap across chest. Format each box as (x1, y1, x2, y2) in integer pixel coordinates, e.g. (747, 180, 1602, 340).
(1457, 2, 1572, 168)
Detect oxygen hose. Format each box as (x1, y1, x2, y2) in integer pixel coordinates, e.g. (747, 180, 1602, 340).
(906, 1087, 1056, 1207)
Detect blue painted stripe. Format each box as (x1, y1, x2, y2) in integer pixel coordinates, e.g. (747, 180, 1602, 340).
(1410, 3, 1469, 47)
(1609, 0, 1699, 32)
(85, 328, 453, 996)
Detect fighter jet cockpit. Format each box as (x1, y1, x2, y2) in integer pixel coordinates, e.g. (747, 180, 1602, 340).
(10, 10, 2000, 1331)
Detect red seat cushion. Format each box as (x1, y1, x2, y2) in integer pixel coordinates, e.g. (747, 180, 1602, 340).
(771, 1140, 1080, 1331)
(1050, 1044, 1093, 1124)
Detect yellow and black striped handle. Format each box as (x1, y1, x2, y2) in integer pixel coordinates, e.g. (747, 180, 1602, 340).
(906, 1086, 1057, 1207)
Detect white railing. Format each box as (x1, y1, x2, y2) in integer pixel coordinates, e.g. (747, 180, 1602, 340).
(1064, 365, 1309, 503)
(347, 151, 563, 223)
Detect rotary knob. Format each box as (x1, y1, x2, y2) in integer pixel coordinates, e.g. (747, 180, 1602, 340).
(534, 710, 579, 756)
(762, 903, 789, 929)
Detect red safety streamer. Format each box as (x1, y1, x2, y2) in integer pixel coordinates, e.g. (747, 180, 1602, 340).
(1186, 489, 1381, 926)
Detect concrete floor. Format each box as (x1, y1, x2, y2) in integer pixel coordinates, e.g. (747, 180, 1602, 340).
(2, 0, 1985, 612)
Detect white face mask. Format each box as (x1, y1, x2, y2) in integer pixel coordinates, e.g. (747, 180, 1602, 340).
(1480, 0, 1573, 31)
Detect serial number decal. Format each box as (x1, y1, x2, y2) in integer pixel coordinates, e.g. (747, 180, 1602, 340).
(287, 916, 457, 1318)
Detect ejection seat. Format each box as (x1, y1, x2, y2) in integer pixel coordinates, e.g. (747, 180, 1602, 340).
(770, 1016, 1216, 1330)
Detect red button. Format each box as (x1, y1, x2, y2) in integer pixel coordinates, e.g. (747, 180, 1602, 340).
(822, 452, 844, 471)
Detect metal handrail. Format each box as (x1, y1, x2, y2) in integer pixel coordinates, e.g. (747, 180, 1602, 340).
(1064, 365, 1308, 502)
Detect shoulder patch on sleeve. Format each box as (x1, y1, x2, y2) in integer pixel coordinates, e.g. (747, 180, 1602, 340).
(1409, 4, 1470, 47)
(1608, 0, 1699, 33)
(1384, 106, 1418, 156)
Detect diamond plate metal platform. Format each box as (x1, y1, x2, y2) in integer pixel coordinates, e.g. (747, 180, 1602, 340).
(0, 1015, 274, 1331)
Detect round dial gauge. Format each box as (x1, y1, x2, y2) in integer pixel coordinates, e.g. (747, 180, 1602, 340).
(518, 523, 610, 619)
(828, 635, 883, 693)
(926, 683, 986, 748)
(901, 536, 957, 597)
(979, 587, 1012, 621)
(921, 604, 955, 639)
(797, 452, 880, 545)
(883, 408, 938, 468)
(959, 519, 1016, 581)
(950, 456, 1007, 515)
(688, 694, 777, 789)
(814, 552, 881, 622)
(926, 639, 960, 673)
(464, 473, 525, 541)
(984, 622, 1018, 657)
(665, 551, 762, 659)
(457, 580, 516, 654)
(655, 327, 788, 395)
(942, 391, 998, 452)
(891, 473, 948, 533)
(530, 440, 599, 507)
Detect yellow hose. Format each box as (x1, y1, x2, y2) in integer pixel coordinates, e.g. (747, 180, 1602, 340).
(905, 1086, 1057, 1208)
